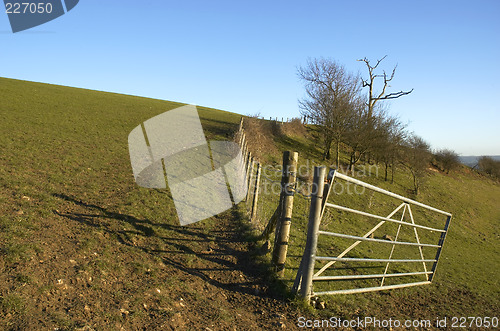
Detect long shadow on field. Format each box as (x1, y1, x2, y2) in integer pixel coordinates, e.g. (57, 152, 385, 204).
(199, 117, 238, 139)
(53, 193, 284, 300)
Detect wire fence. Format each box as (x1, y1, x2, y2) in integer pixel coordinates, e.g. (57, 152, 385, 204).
(235, 117, 316, 283)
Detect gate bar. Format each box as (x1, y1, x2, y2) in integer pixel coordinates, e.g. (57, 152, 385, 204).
(316, 257, 437, 263)
(314, 281, 432, 296)
(334, 172, 451, 217)
(325, 203, 445, 233)
(313, 271, 432, 281)
(317, 231, 440, 248)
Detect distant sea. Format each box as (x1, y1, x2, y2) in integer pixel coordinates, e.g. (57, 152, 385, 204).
(459, 155, 500, 167)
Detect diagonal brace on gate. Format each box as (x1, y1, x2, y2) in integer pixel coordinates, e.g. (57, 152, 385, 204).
(314, 202, 407, 278)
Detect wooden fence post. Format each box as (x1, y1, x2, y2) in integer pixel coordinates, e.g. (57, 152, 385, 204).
(238, 117, 244, 132)
(246, 156, 255, 202)
(272, 151, 298, 277)
(251, 163, 261, 222)
(299, 166, 326, 301)
(242, 144, 249, 167)
(240, 132, 246, 149)
(244, 151, 251, 184)
(238, 131, 244, 146)
(237, 117, 244, 144)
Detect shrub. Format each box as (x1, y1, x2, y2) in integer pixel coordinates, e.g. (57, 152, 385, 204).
(434, 149, 460, 173)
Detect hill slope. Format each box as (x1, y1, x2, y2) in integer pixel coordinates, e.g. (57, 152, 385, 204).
(0, 78, 300, 330)
(1, 77, 499, 329)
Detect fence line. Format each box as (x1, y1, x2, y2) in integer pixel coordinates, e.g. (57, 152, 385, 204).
(234, 117, 299, 276)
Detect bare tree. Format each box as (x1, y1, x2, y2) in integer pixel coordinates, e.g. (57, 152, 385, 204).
(298, 58, 361, 167)
(401, 133, 431, 195)
(356, 56, 413, 166)
(358, 55, 413, 119)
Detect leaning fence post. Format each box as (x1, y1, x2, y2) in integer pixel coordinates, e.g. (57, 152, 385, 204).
(299, 166, 326, 302)
(272, 151, 299, 277)
(251, 163, 261, 222)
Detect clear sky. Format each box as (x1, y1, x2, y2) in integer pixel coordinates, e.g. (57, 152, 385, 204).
(1, 0, 499, 155)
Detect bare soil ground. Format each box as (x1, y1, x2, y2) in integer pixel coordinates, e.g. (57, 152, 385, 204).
(1, 192, 306, 330)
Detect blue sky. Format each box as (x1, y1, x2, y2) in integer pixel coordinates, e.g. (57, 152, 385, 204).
(1, 0, 499, 155)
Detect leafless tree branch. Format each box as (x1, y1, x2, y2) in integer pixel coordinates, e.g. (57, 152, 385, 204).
(379, 89, 414, 100)
(359, 56, 413, 118)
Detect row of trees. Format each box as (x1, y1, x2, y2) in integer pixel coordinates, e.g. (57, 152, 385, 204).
(298, 56, 460, 195)
(477, 156, 500, 179)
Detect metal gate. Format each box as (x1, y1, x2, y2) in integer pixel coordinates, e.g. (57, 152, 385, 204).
(292, 167, 452, 300)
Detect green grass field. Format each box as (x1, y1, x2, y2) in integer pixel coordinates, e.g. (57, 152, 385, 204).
(0, 77, 498, 329)
(0, 78, 263, 329)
